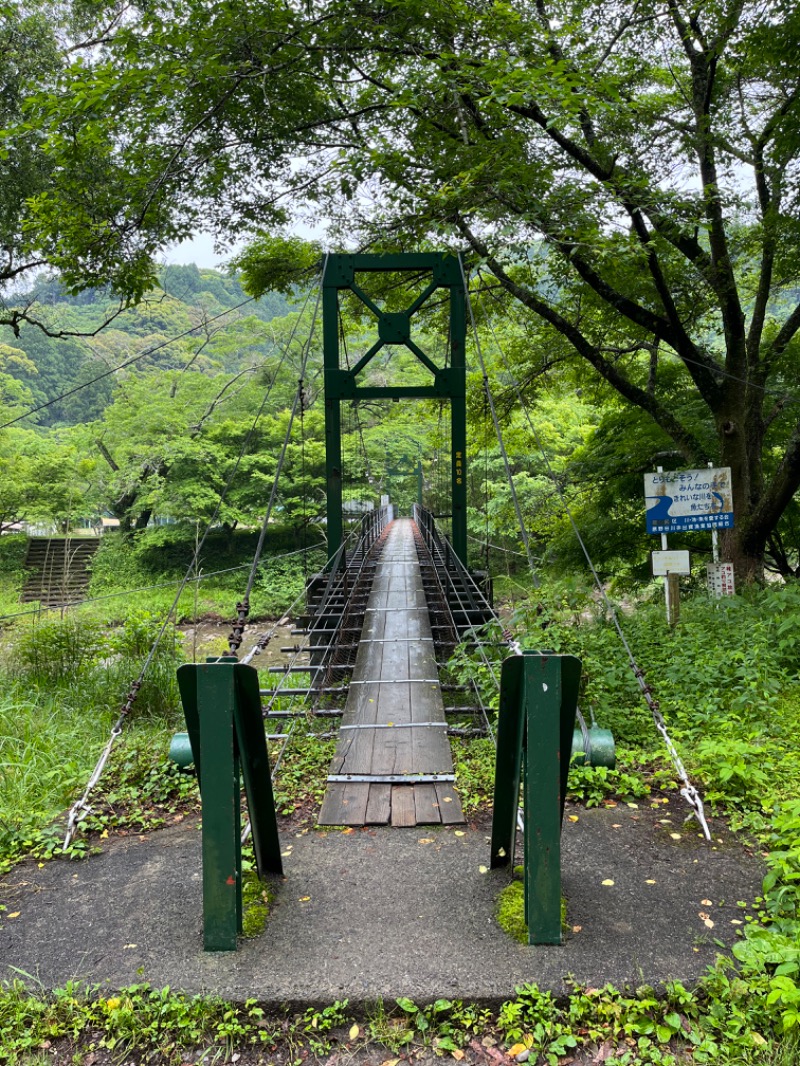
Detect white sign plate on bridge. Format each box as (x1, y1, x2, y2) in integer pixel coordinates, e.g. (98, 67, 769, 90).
(644, 467, 733, 534)
(652, 550, 691, 576)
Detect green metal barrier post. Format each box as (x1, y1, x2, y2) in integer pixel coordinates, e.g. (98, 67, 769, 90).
(177, 659, 283, 952)
(491, 651, 581, 944)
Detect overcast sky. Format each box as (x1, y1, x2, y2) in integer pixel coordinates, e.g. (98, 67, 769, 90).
(161, 232, 237, 270)
(162, 219, 326, 270)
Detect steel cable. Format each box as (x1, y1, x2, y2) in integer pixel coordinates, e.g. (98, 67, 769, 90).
(473, 269, 711, 840)
(63, 279, 322, 849)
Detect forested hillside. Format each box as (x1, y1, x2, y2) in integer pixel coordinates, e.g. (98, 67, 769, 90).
(0, 264, 289, 426)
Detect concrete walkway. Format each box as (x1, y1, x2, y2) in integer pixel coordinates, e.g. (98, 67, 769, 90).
(0, 802, 762, 1005)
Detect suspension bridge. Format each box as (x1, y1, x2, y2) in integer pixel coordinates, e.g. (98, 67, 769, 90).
(53, 251, 714, 955)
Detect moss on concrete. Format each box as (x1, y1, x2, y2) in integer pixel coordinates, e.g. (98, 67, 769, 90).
(242, 872, 272, 938)
(496, 866, 568, 944)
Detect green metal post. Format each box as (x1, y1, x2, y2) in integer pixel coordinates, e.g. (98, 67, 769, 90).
(490, 655, 525, 869)
(322, 276, 344, 563)
(522, 654, 563, 944)
(196, 663, 242, 951)
(416, 458, 423, 508)
(490, 650, 582, 945)
(176, 660, 284, 953)
(450, 271, 468, 567)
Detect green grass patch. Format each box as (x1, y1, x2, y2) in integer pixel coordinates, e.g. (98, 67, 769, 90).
(0, 610, 188, 871)
(0, 973, 798, 1065)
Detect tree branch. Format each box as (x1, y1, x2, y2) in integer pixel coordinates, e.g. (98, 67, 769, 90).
(458, 216, 706, 462)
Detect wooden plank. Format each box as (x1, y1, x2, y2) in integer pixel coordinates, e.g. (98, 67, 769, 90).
(365, 784, 391, 824)
(318, 781, 370, 826)
(391, 785, 416, 827)
(413, 783, 441, 824)
(436, 783, 465, 825)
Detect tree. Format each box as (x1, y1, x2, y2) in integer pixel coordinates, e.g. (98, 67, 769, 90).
(25, 0, 800, 578)
(0, 1, 159, 339)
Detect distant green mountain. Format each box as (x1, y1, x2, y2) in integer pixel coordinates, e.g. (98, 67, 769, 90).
(0, 265, 291, 426)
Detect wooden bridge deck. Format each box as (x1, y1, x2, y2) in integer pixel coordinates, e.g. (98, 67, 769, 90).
(318, 519, 465, 827)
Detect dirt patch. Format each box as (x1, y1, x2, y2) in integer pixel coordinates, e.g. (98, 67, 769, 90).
(178, 620, 299, 667)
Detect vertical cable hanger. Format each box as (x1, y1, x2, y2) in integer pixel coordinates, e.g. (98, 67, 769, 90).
(458, 255, 541, 589)
(469, 266, 710, 841)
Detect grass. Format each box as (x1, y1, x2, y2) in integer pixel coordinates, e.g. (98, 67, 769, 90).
(0, 974, 797, 1064)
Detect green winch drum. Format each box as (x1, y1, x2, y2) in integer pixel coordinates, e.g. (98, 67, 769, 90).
(570, 725, 616, 769)
(169, 731, 194, 770)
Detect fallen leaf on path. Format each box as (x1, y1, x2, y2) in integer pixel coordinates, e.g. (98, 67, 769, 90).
(299, 896, 311, 902)
(591, 1040, 615, 1063)
(123, 944, 137, 949)
(8, 912, 19, 919)
(612, 823, 622, 829)
(701, 898, 713, 906)
(349, 1024, 359, 1040)
(418, 838, 434, 845)
(645, 879, 656, 884)
(452, 1050, 465, 1060)
(568, 815, 579, 822)
(601, 879, 615, 886)
(670, 833, 682, 840)
(379, 1059, 399, 1066)
(731, 919, 742, 925)
(572, 924, 582, 933)
(454, 830, 465, 837)
(479, 865, 488, 874)
(443, 796, 453, 803)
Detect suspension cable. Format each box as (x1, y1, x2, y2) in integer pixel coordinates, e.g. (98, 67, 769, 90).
(63, 279, 323, 849)
(459, 256, 541, 588)
(473, 270, 711, 840)
(227, 264, 326, 653)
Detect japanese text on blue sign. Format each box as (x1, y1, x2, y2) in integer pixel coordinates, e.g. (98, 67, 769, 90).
(644, 468, 733, 534)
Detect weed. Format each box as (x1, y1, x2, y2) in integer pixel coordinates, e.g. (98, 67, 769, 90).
(567, 763, 651, 806)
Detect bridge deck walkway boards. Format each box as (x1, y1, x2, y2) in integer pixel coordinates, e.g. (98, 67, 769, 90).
(318, 519, 464, 827)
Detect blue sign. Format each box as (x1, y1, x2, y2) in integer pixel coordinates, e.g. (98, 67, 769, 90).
(644, 468, 733, 535)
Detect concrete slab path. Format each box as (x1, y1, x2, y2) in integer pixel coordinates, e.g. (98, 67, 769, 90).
(0, 803, 762, 1006)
